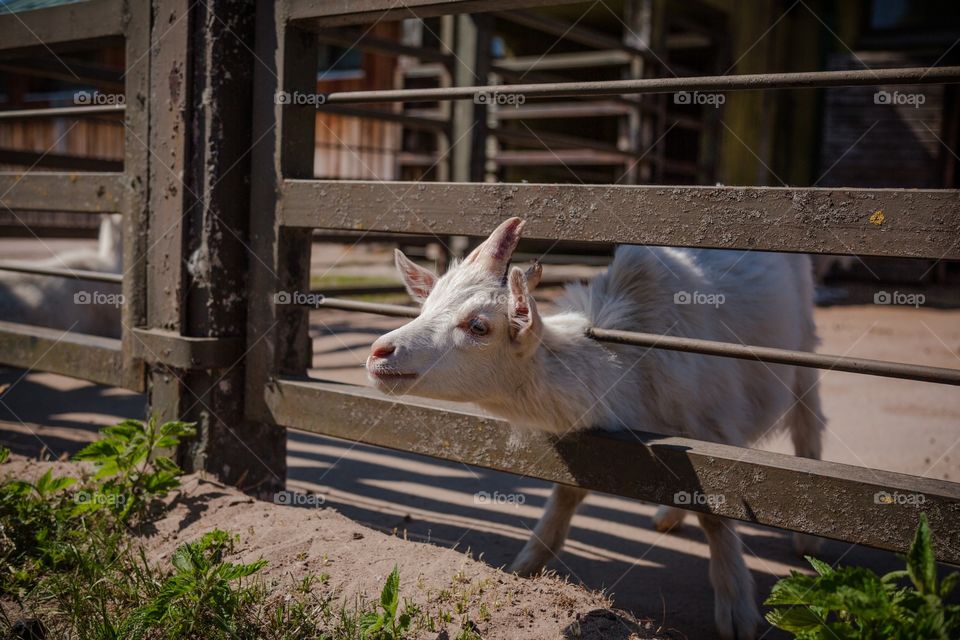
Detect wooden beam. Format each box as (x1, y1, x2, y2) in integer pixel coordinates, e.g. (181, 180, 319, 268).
(0, 0, 124, 52)
(264, 378, 960, 564)
(0, 321, 127, 389)
(0, 173, 124, 213)
(279, 180, 960, 259)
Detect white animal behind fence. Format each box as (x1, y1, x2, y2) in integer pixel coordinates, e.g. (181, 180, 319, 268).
(366, 218, 825, 640)
(0, 214, 123, 338)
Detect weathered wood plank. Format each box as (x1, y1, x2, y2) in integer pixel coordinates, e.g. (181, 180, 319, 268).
(0, 173, 124, 214)
(280, 180, 960, 259)
(0, 320, 126, 389)
(264, 378, 960, 564)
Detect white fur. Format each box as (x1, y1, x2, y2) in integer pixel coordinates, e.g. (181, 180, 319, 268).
(0, 215, 123, 338)
(368, 219, 825, 640)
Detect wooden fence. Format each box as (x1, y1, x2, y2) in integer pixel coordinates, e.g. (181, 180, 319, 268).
(0, 0, 959, 565)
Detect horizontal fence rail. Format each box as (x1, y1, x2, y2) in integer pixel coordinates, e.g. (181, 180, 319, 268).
(0, 173, 125, 214)
(280, 180, 960, 259)
(0, 320, 127, 389)
(288, 0, 583, 26)
(264, 377, 960, 564)
(0, 262, 122, 284)
(0, 0, 124, 51)
(0, 105, 126, 120)
(316, 67, 960, 104)
(309, 297, 960, 386)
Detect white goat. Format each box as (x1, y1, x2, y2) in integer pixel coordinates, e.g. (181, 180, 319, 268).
(367, 217, 824, 640)
(0, 214, 123, 338)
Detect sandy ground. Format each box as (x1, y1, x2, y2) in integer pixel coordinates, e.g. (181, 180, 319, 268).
(1, 240, 959, 638)
(3, 456, 662, 640)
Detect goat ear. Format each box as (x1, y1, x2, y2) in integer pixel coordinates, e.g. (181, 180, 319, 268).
(464, 217, 525, 278)
(508, 266, 542, 355)
(395, 249, 436, 303)
(524, 260, 542, 290)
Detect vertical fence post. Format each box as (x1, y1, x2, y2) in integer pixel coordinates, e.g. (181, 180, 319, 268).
(144, 0, 284, 494)
(121, 0, 149, 391)
(244, 0, 315, 464)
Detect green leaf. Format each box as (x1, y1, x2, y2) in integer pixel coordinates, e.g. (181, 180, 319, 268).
(907, 514, 937, 595)
(380, 565, 400, 617)
(766, 606, 825, 633)
(0, 445, 9, 463)
(807, 556, 834, 577)
(940, 571, 959, 599)
(360, 612, 384, 636)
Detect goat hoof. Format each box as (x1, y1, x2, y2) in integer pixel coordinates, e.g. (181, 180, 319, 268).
(714, 597, 760, 640)
(652, 505, 686, 533)
(792, 532, 823, 556)
(508, 552, 548, 577)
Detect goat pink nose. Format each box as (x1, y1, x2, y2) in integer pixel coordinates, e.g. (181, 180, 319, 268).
(370, 342, 395, 359)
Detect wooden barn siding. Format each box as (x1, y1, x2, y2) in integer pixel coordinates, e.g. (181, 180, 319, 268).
(313, 22, 402, 180)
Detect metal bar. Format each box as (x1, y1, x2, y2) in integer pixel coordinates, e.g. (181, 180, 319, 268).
(315, 104, 449, 132)
(313, 29, 453, 64)
(308, 297, 960, 386)
(0, 148, 123, 173)
(322, 66, 960, 104)
(0, 320, 124, 388)
(496, 10, 658, 65)
(0, 0, 124, 52)
(0, 58, 124, 92)
(279, 180, 960, 259)
(287, 0, 584, 27)
(492, 50, 634, 72)
(0, 105, 125, 120)
(263, 377, 960, 564)
(0, 261, 122, 284)
(491, 127, 644, 159)
(0, 173, 124, 213)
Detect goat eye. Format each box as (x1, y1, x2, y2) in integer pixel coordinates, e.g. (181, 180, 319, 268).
(467, 318, 488, 336)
